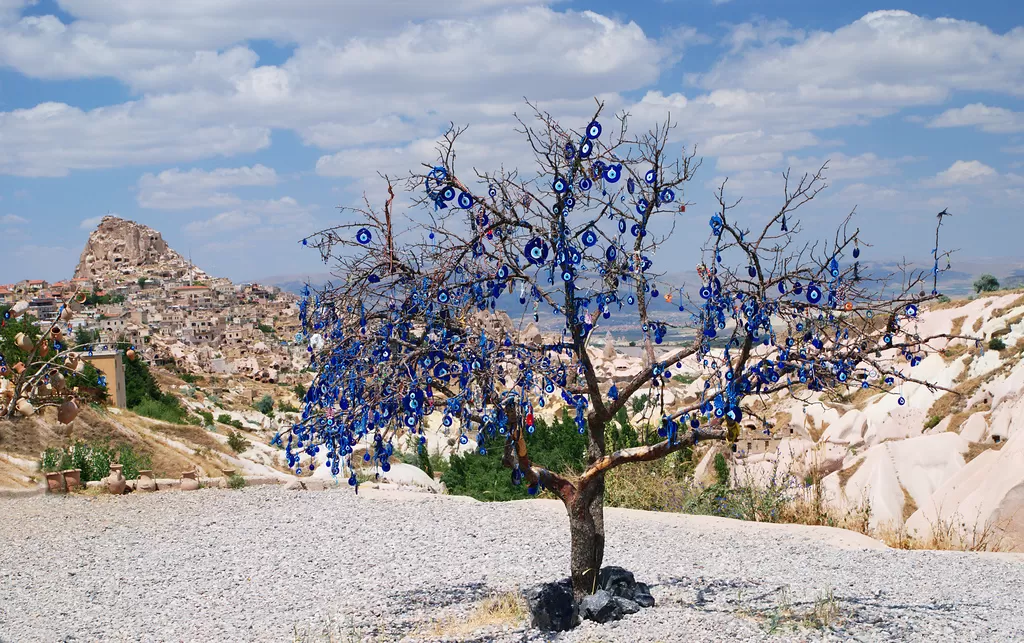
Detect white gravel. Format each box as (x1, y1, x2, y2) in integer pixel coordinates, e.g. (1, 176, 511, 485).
(1, 486, 1022, 642)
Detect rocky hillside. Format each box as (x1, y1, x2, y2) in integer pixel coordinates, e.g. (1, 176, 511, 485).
(716, 291, 1024, 549)
(74, 215, 208, 282)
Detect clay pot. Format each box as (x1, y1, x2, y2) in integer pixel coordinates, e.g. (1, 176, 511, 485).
(57, 398, 79, 425)
(180, 470, 200, 491)
(51, 371, 67, 392)
(11, 301, 28, 317)
(12, 362, 25, 375)
(136, 470, 157, 492)
(15, 397, 35, 417)
(61, 469, 82, 492)
(45, 471, 65, 494)
(125, 349, 137, 361)
(221, 468, 237, 488)
(105, 464, 126, 495)
(60, 306, 74, 322)
(14, 332, 33, 352)
(65, 355, 80, 370)
(50, 327, 64, 341)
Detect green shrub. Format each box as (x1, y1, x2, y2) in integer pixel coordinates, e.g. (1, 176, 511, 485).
(277, 400, 299, 413)
(227, 473, 246, 489)
(254, 395, 274, 415)
(713, 453, 730, 486)
(227, 430, 251, 453)
(133, 397, 190, 424)
(217, 413, 233, 424)
(937, 295, 951, 303)
(923, 415, 943, 430)
(230, 419, 244, 430)
(39, 442, 151, 482)
(989, 337, 1006, 351)
(441, 411, 585, 501)
(293, 383, 307, 400)
(180, 373, 200, 385)
(198, 410, 214, 425)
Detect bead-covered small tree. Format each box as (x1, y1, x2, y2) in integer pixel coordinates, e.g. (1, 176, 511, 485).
(285, 101, 965, 603)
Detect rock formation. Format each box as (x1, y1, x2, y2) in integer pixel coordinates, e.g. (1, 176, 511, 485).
(74, 215, 206, 281)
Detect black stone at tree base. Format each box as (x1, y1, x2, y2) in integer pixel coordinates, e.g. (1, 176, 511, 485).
(524, 566, 656, 631)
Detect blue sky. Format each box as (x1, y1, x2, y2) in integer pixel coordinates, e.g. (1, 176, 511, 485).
(0, 0, 1021, 285)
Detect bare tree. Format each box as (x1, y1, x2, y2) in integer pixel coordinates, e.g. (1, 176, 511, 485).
(285, 101, 965, 599)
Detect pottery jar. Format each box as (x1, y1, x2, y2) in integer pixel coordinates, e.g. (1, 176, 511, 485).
(180, 470, 200, 491)
(44, 471, 65, 494)
(136, 469, 157, 492)
(105, 464, 126, 495)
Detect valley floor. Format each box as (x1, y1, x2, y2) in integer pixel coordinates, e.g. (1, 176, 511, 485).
(1, 487, 1021, 642)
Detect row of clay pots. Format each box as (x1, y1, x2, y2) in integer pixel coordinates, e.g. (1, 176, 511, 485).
(46, 464, 236, 494)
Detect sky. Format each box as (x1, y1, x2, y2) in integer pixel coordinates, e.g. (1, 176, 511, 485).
(0, 0, 1021, 285)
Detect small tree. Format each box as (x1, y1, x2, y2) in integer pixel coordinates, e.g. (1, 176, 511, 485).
(1, 292, 119, 422)
(974, 274, 999, 293)
(283, 102, 964, 601)
(254, 394, 274, 415)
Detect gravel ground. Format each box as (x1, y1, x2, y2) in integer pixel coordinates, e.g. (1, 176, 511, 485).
(1, 486, 1022, 643)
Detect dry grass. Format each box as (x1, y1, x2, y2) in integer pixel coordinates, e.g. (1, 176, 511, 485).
(878, 513, 1010, 552)
(964, 440, 1003, 464)
(990, 295, 1024, 319)
(973, 317, 984, 332)
(424, 591, 527, 638)
(805, 416, 824, 443)
(941, 343, 970, 362)
(950, 315, 967, 338)
(836, 458, 864, 487)
(901, 487, 919, 522)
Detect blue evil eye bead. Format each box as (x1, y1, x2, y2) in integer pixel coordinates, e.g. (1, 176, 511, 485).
(552, 176, 569, 193)
(579, 177, 593, 191)
(898, 396, 906, 406)
(367, 274, 380, 283)
(627, 294, 636, 305)
(581, 229, 598, 247)
(437, 289, 450, 304)
(853, 247, 861, 258)
(618, 218, 626, 234)
(605, 246, 617, 262)
(777, 282, 786, 295)
(356, 228, 372, 244)
(793, 282, 803, 295)
(496, 265, 510, 279)
(488, 185, 497, 198)
(524, 237, 549, 264)
(645, 169, 656, 184)
(627, 178, 635, 194)
(660, 188, 675, 202)
(301, 238, 307, 246)
(747, 266, 757, 278)
(457, 192, 474, 209)
(604, 164, 622, 183)
(561, 270, 573, 282)
(579, 140, 593, 158)
(630, 223, 642, 237)
(700, 286, 712, 300)
(459, 434, 469, 445)
(906, 304, 918, 317)
(565, 143, 576, 160)
(587, 121, 602, 139)
(829, 257, 840, 278)
(636, 199, 648, 215)
(441, 186, 456, 201)
(608, 384, 618, 400)
(443, 415, 453, 427)
(564, 196, 576, 210)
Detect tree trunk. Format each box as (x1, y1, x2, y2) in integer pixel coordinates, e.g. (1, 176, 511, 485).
(567, 474, 606, 599)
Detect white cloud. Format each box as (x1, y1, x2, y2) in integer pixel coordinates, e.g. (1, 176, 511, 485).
(928, 103, 1024, 134)
(137, 164, 278, 209)
(0, 213, 27, 224)
(184, 211, 261, 236)
(925, 160, 999, 187)
(79, 214, 106, 229)
(183, 196, 315, 236)
(0, 102, 270, 177)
